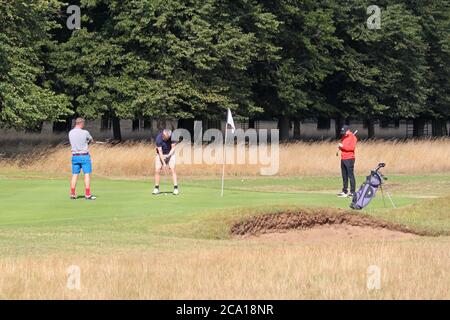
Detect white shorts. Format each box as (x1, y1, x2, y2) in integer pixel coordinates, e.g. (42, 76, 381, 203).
(155, 155, 176, 170)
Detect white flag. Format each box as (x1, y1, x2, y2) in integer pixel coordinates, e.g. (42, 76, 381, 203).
(227, 108, 236, 134)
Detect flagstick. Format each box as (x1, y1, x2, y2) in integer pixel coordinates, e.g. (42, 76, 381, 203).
(221, 124, 228, 197)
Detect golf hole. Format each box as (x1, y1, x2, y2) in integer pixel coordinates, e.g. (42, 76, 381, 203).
(231, 209, 429, 242)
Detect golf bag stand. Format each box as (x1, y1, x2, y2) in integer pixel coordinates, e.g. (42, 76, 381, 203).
(350, 163, 394, 210)
(380, 184, 396, 209)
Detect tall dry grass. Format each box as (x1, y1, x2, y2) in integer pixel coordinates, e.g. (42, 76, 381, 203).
(0, 239, 448, 299)
(2, 139, 450, 177)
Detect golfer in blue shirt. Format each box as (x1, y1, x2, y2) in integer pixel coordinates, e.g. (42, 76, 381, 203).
(153, 129, 178, 195)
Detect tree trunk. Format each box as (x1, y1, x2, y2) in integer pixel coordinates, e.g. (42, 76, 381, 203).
(157, 119, 167, 131)
(112, 116, 122, 141)
(413, 118, 425, 138)
(432, 119, 447, 137)
(278, 115, 291, 141)
(293, 118, 301, 140)
(335, 117, 343, 139)
(249, 119, 256, 129)
(132, 119, 140, 131)
(26, 122, 43, 133)
(366, 119, 375, 139)
(177, 119, 195, 139)
(53, 117, 72, 132)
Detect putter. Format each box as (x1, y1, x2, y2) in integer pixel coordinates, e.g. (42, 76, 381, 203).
(164, 156, 172, 193)
(160, 156, 170, 195)
(163, 164, 168, 195)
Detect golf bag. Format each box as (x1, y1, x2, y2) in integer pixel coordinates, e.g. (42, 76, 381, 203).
(350, 163, 387, 210)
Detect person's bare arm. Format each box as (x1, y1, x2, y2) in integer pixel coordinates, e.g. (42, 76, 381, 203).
(157, 147, 166, 166)
(87, 132, 95, 144)
(167, 143, 177, 158)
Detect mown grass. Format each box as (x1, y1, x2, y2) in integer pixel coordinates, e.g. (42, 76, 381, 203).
(0, 169, 449, 299)
(369, 196, 450, 236)
(0, 173, 448, 254)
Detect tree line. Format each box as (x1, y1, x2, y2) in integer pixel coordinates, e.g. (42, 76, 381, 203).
(0, 0, 449, 140)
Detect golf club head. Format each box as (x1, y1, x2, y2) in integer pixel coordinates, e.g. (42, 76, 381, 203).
(378, 163, 386, 168)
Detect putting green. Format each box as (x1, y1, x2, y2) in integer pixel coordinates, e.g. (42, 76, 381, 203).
(0, 173, 449, 256)
(0, 176, 416, 228)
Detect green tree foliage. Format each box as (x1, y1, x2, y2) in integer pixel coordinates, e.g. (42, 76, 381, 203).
(323, 1, 430, 137)
(407, 1, 450, 135)
(0, 0, 71, 130)
(408, 1, 450, 116)
(2, 0, 449, 138)
(253, 0, 342, 139)
(51, 0, 278, 135)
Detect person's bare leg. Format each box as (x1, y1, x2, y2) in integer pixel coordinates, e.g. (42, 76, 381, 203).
(84, 174, 91, 189)
(71, 174, 79, 195)
(155, 169, 161, 186)
(170, 167, 179, 194)
(170, 168, 178, 186)
(84, 173, 92, 197)
(152, 169, 162, 194)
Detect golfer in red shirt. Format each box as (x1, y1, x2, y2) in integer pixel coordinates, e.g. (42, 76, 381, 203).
(337, 125, 357, 197)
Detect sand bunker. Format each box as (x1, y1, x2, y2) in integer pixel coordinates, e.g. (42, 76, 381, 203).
(245, 225, 419, 242)
(231, 209, 427, 241)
